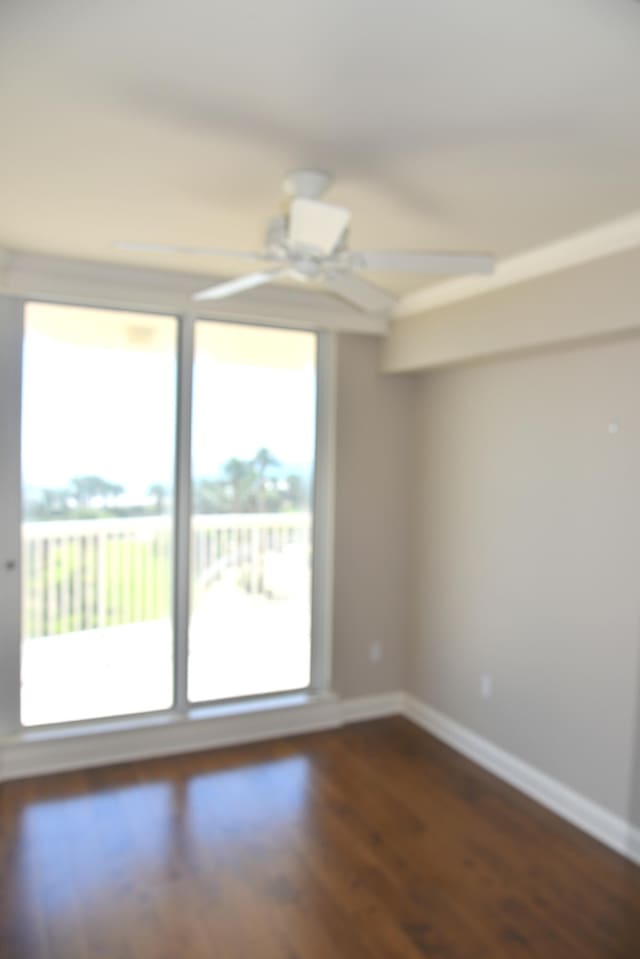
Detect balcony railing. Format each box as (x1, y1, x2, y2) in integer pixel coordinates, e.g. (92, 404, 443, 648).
(22, 512, 312, 640)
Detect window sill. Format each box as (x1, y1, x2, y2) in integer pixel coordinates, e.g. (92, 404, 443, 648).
(0, 690, 340, 782)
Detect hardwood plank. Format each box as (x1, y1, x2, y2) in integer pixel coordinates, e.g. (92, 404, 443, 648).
(1, 717, 639, 958)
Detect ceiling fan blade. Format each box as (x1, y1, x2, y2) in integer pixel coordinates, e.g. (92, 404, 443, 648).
(192, 268, 290, 302)
(288, 198, 351, 255)
(116, 241, 272, 261)
(324, 273, 395, 313)
(352, 251, 495, 274)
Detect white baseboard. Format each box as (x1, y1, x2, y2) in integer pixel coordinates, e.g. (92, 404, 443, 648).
(339, 691, 405, 723)
(403, 694, 640, 868)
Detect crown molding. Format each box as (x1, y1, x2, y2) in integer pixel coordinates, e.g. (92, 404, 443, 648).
(0, 249, 389, 336)
(393, 210, 640, 319)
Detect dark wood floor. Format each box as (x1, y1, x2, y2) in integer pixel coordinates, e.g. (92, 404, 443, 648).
(2, 717, 640, 959)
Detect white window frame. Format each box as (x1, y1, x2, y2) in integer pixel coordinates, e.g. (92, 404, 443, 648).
(0, 296, 23, 740)
(0, 286, 336, 747)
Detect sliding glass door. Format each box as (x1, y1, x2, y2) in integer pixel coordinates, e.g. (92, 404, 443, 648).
(21, 303, 177, 725)
(19, 303, 320, 728)
(189, 321, 317, 702)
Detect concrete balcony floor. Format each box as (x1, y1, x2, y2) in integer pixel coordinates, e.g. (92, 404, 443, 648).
(21, 579, 311, 727)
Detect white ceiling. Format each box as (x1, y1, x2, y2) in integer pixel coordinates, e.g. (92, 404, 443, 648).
(1, 0, 640, 298)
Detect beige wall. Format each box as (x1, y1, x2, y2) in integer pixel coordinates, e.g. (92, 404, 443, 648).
(409, 335, 640, 819)
(332, 334, 416, 697)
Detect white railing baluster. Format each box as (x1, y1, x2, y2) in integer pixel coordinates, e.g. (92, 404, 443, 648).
(250, 525, 258, 594)
(89, 534, 97, 631)
(108, 530, 114, 624)
(81, 536, 88, 629)
(60, 535, 69, 633)
(35, 535, 44, 639)
(71, 535, 78, 632)
(162, 522, 169, 618)
(122, 529, 130, 626)
(194, 519, 203, 597)
(133, 528, 141, 624)
(143, 530, 149, 623)
(152, 529, 159, 623)
(96, 529, 108, 629)
(46, 537, 56, 635)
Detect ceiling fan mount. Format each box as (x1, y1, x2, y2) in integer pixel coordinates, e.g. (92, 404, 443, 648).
(282, 168, 332, 200)
(117, 171, 495, 313)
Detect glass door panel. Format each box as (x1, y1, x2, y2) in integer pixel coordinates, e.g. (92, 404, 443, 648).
(21, 302, 177, 725)
(189, 321, 317, 703)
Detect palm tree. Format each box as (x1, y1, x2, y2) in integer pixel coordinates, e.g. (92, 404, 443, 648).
(70, 475, 123, 511)
(102, 480, 124, 507)
(252, 448, 280, 512)
(193, 477, 228, 514)
(285, 473, 307, 510)
(253, 447, 280, 478)
(147, 483, 168, 515)
(222, 458, 255, 512)
(39, 487, 70, 519)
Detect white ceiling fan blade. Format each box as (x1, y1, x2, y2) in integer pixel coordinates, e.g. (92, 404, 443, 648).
(352, 251, 495, 274)
(116, 241, 272, 261)
(324, 273, 395, 313)
(288, 198, 351, 255)
(192, 268, 290, 302)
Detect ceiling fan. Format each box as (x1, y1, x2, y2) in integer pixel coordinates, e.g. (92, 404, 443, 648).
(117, 170, 494, 313)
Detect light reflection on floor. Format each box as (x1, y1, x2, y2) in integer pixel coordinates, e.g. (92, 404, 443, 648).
(12, 753, 312, 925)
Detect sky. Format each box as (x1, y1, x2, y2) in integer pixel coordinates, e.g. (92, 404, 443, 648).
(22, 312, 317, 498)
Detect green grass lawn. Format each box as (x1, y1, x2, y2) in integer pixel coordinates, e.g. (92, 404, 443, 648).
(23, 537, 173, 637)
